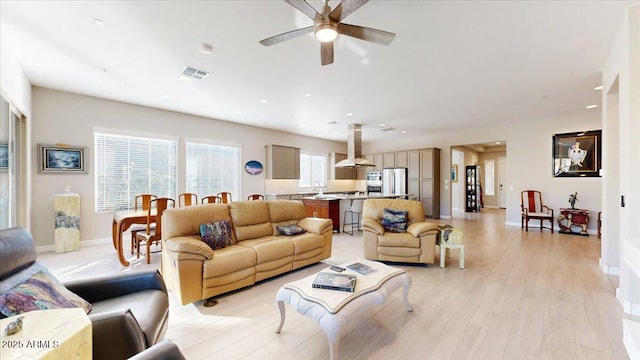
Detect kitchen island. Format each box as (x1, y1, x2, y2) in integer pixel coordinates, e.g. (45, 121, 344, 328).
(302, 193, 411, 233)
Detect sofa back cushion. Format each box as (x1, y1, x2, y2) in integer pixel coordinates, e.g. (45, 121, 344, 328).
(0, 227, 37, 281)
(229, 201, 273, 241)
(267, 200, 307, 235)
(362, 199, 425, 224)
(163, 204, 234, 242)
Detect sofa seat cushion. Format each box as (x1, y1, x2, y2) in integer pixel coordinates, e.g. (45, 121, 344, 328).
(289, 233, 324, 255)
(378, 232, 421, 248)
(239, 237, 294, 264)
(202, 245, 256, 278)
(90, 289, 169, 347)
(378, 246, 422, 258)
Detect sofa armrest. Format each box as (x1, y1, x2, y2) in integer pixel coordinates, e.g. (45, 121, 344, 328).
(65, 270, 166, 303)
(128, 339, 186, 360)
(407, 222, 439, 238)
(89, 309, 147, 360)
(297, 217, 333, 234)
(362, 218, 384, 235)
(163, 237, 213, 260)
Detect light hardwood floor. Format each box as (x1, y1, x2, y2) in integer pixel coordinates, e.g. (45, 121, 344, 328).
(39, 209, 631, 360)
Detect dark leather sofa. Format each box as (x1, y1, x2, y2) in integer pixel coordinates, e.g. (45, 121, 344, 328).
(0, 227, 170, 360)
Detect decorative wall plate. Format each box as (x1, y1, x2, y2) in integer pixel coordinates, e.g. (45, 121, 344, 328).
(245, 160, 263, 175)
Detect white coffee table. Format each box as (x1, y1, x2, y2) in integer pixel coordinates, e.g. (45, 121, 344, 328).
(275, 259, 412, 360)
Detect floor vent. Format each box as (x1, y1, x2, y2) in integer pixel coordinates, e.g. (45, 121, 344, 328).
(182, 66, 209, 80)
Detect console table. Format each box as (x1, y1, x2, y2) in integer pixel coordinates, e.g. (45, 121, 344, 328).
(558, 208, 589, 235)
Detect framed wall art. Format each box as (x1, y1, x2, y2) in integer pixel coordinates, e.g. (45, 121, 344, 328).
(552, 130, 601, 177)
(451, 164, 458, 183)
(0, 144, 8, 170)
(38, 144, 87, 174)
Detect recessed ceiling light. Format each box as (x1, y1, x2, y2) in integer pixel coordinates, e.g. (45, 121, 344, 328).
(162, 95, 171, 100)
(201, 43, 213, 54)
(379, 123, 386, 127)
(401, 130, 407, 134)
(586, 104, 598, 109)
(594, 85, 603, 91)
(93, 18, 104, 27)
(305, 93, 311, 97)
(260, 99, 268, 104)
(495, 141, 501, 144)
(346, 113, 353, 117)
(236, 111, 242, 115)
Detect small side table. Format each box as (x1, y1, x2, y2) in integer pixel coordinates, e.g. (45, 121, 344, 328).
(558, 208, 589, 236)
(438, 226, 465, 269)
(0, 308, 92, 359)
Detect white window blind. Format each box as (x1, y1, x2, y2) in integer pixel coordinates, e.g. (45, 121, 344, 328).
(484, 160, 495, 196)
(95, 132, 177, 213)
(186, 142, 240, 199)
(299, 153, 327, 187)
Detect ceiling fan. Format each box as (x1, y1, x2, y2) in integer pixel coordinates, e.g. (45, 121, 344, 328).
(259, 0, 396, 66)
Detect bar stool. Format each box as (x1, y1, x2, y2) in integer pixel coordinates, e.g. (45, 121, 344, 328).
(202, 195, 223, 204)
(343, 199, 364, 235)
(178, 192, 198, 207)
(247, 194, 264, 200)
(217, 192, 232, 204)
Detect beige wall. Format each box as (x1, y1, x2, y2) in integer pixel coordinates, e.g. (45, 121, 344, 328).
(363, 113, 602, 230)
(30, 87, 347, 247)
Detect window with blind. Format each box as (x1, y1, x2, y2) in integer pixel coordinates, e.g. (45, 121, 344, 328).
(299, 153, 327, 187)
(186, 141, 240, 199)
(95, 132, 177, 213)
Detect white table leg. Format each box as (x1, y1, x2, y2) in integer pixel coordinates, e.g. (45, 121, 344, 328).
(440, 244, 446, 268)
(402, 273, 413, 312)
(459, 245, 465, 269)
(275, 300, 286, 333)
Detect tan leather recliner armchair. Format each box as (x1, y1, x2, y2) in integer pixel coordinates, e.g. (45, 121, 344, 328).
(362, 199, 440, 264)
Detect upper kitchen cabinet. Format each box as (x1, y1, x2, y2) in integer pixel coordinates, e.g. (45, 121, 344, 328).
(383, 152, 395, 168)
(266, 145, 300, 179)
(395, 151, 408, 168)
(365, 154, 384, 170)
(330, 153, 356, 179)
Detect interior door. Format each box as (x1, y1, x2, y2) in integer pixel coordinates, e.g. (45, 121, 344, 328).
(498, 156, 506, 208)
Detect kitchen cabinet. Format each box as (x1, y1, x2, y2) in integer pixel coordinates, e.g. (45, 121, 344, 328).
(366, 153, 384, 170)
(395, 151, 408, 168)
(266, 145, 300, 179)
(331, 153, 356, 179)
(420, 148, 440, 219)
(383, 152, 395, 168)
(302, 198, 340, 232)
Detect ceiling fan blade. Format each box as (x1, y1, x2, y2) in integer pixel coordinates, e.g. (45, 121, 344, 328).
(285, 0, 320, 21)
(330, 0, 369, 22)
(338, 23, 396, 45)
(321, 42, 334, 66)
(259, 26, 314, 46)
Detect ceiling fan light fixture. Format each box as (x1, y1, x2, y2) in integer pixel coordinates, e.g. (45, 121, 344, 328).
(315, 24, 338, 43)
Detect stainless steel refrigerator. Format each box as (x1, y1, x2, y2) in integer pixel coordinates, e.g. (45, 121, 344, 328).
(382, 167, 408, 196)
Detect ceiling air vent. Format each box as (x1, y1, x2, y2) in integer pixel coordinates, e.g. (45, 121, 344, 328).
(380, 127, 395, 132)
(182, 66, 209, 80)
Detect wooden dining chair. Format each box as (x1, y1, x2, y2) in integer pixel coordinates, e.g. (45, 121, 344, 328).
(201, 195, 223, 204)
(135, 197, 175, 264)
(217, 192, 232, 204)
(178, 192, 198, 207)
(130, 194, 157, 254)
(247, 194, 264, 200)
(521, 190, 554, 233)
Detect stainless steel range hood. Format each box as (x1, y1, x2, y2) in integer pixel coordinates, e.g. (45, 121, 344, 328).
(335, 124, 374, 168)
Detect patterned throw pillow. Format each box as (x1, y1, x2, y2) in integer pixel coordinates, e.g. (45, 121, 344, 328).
(276, 224, 307, 236)
(0, 271, 92, 317)
(381, 208, 408, 233)
(200, 220, 234, 250)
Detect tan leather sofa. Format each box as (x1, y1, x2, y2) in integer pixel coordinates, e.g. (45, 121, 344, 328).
(362, 199, 440, 264)
(161, 200, 333, 305)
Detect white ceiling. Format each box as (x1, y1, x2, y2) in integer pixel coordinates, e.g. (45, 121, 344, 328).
(1, 1, 637, 143)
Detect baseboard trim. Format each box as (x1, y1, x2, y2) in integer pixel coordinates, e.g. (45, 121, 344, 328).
(505, 221, 597, 235)
(617, 288, 640, 316)
(623, 319, 640, 360)
(599, 258, 621, 275)
(36, 237, 111, 253)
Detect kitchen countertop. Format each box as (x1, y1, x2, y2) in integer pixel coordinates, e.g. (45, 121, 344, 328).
(301, 193, 412, 200)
